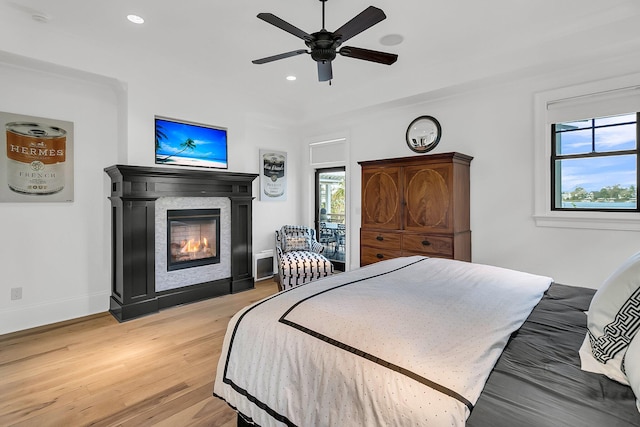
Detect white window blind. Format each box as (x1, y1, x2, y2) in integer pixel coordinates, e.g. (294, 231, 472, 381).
(309, 138, 347, 166)
(546, 85, 640, 124)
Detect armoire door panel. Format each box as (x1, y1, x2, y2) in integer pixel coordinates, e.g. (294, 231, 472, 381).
(361, 167, 402, 230)
(404, 165, 452, 232)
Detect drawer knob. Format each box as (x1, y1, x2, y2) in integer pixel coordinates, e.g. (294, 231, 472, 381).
(376, 253, 384, 259)
(422, 240, 431, 246)
(376, 235, 384, 241)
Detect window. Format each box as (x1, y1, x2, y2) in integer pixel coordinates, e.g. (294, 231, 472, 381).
(533, 74, 640, 230)
(551, 112, 638, 212)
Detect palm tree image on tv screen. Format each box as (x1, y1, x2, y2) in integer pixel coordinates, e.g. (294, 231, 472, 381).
(154, 117, 228, 169)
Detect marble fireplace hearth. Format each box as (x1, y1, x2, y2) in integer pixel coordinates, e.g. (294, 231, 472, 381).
(105, 165, 258, 321)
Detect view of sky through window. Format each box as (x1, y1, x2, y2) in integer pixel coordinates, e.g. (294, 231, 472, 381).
(553, 113, 637, 209)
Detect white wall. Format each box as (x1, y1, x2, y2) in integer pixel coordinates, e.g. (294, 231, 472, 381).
(302, 53, 640, 289)
(0, 58, 119, 334)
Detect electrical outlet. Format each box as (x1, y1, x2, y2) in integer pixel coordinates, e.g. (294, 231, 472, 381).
(11, 287, 22, 300)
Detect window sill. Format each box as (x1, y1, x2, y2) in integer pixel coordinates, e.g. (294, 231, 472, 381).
(533, 212, 640, 231)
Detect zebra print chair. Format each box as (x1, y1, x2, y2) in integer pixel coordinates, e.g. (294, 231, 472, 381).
(275, 225, 334, 291)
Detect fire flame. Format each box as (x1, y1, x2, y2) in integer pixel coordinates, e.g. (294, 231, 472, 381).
(180, 238, 209, 253)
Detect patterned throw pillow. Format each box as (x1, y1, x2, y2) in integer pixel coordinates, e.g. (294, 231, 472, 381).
(579, 251, 640, 384)
(284, 235, 311, 252)
(624, 333, 640, 413)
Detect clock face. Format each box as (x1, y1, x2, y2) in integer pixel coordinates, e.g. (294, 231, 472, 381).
(406, 116, 441, 153)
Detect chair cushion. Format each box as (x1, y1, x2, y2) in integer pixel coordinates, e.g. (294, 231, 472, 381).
(279, 250, 333, 290)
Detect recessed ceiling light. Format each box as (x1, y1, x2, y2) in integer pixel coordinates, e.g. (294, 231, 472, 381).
(127, 14, 145, 24)
(286, 75, 297, 81)
(380, 34, 404, 46)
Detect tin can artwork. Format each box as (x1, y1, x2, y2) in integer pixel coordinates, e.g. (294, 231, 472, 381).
(5, 122, 67, 195)
(262, 152, 286, 198)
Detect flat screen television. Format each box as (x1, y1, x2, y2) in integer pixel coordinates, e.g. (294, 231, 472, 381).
(155, 116, 228, 169)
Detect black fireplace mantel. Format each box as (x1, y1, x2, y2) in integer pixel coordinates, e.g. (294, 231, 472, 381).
(105, 164, 258, 321)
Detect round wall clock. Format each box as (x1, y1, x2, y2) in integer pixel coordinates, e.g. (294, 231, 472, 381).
(405, 116, 441, 153)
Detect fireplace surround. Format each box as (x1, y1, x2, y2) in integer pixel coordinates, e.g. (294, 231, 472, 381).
(105, 165, 258, 321)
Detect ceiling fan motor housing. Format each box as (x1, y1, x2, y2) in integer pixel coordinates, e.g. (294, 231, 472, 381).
(307, 30, 340, 62)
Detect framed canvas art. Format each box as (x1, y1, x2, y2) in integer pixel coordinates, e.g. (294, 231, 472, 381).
(260, 149, 287, 201)
(1, 111, 74, 202)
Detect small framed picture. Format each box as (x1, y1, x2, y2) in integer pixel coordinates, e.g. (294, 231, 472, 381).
(259, 149, 287, 201)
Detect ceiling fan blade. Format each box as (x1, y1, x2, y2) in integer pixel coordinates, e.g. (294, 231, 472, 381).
(252, 50, 308, 64)
(339, 46, 398, 65)
(317, 61, 333, 82)
(333, 6, 386, 43)
(257, 13, 312, 41)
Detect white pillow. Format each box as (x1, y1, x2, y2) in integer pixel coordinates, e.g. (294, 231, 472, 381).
(284, 235, 311, 252)
(624, 332, 640, 414)
(579, 251, 640, 384)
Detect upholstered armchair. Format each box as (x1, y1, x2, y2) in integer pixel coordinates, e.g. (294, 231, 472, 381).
(275, 225, 334, 291)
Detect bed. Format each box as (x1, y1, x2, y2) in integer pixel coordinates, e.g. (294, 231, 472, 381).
(213, 256, 640, 426)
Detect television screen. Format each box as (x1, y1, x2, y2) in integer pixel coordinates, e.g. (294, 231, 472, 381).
(155, 116, 228, 169)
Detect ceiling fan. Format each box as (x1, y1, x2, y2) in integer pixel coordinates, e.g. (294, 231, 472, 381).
(252, 0, 398, 82)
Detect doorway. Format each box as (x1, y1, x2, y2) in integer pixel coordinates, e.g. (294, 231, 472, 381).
(315, 167, 346, 271)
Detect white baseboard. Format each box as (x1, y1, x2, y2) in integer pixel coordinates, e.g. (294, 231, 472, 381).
(0, 291, 110, 335)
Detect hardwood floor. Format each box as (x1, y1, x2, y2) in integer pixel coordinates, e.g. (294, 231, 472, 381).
(0, 279, 279, 427)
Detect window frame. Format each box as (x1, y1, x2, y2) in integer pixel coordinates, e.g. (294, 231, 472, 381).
(550, 113, 639, 213)
(533, 73, 640, 231)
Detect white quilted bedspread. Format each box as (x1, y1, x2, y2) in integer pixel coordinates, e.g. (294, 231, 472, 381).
(214, 256, 552, 426)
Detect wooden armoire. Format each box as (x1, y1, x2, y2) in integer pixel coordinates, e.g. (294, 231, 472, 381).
(359, 152, 472, 266)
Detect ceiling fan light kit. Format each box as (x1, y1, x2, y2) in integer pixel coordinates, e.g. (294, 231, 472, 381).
(252, 0, 398, 83)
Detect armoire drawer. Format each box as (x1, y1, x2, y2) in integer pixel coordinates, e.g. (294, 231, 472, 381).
(360, 246, 402, 266)
(402, 234, 453, 257)
(360, 230, 401, 250)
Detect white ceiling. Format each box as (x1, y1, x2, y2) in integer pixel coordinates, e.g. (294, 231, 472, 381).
(3, 0, 640, 122)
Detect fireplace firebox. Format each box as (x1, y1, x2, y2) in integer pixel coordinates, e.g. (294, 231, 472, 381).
(167, 208, 221, 271)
